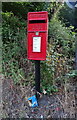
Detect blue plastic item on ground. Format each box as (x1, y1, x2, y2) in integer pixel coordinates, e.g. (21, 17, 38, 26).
(28, 95, 38, 107)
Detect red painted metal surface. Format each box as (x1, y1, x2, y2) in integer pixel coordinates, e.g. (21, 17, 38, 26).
(27, 11, 48, 60)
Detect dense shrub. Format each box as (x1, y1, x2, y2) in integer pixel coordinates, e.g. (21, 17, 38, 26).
(58, 3, 77, 28)
(41, 17, 76, 93)
(2, 12, 27, 85)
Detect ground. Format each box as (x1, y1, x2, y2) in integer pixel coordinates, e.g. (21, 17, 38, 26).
(1, 76, 77, 119)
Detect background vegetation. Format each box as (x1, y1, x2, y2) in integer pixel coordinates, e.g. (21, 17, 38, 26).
(2, 2, 77, 94)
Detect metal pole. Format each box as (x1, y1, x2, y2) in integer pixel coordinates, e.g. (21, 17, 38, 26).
(35, 60, 40, 97)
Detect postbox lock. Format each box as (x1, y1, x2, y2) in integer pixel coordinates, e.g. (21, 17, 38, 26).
(35, 32, 39, 35)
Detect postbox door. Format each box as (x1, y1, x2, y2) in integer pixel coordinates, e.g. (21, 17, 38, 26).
(28, 32, 47, 60)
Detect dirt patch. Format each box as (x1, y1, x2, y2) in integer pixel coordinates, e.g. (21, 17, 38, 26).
(2, 78, 77, 119)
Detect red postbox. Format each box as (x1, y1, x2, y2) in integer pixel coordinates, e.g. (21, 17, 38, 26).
(27, 11, 48, 60)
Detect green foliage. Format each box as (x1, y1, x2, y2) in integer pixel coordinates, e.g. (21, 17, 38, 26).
(2, 12, 27, 85)
(41, 61, 53, 86)
(2, 2, 61, 21)
(2, 2, 50, 19)
(41, 16, 75, 93)
(49, 17, 75, 56)
(58, 3, 77, 28)
(67, 70, 77, 77)
(2, 12, 26, 43)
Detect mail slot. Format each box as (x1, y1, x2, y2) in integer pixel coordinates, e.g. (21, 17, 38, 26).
(27, 11, 48, 60)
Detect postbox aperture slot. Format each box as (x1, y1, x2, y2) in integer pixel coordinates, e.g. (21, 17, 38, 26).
(29, 20, 46, 24)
